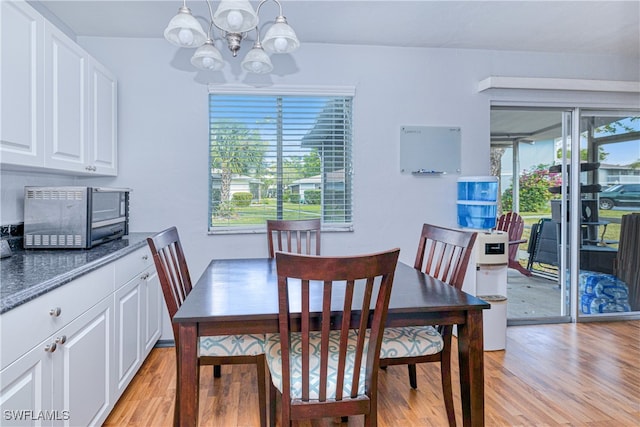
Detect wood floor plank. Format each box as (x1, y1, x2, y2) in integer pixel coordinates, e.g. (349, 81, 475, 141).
(104, 321, 640, 426)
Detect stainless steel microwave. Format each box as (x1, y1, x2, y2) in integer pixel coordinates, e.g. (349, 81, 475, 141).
(23, 186, 130, 249)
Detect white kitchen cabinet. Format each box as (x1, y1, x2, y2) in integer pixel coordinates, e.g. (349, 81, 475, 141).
(0, 266, 114, 373)
(0, 0, 117, 176)
(0, 245, 161, 426)
(42, 20, 88, 174)
(0, 292, 111, 427)
(51, 297, 112, 427)
(87, 58, 118, 175)
(142, 268, 162, 354)
(113, 247, 161, 396)
(0, 0, 45, 167)
(0, 340, 53, 426)
(114, 274, 142, 395)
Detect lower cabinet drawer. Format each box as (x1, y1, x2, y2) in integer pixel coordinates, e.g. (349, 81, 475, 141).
(0, 265, 114, 371)
(114, 246, 153, 285)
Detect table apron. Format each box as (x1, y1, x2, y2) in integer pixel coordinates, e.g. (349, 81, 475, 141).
(195, 310, 471, 337)
(386, 310, 468, 327)
(200, 319, 279, 336)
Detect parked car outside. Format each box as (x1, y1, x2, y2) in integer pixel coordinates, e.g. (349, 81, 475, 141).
(599, 183, 640, 209)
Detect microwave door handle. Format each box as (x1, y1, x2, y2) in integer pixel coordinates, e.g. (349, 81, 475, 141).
(92, 187, 132, 193)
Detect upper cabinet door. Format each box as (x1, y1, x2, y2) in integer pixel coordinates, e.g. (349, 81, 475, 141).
(0, 0, 45, 167)
(88, 58, 117, 176)
(43, 21, 89, 173)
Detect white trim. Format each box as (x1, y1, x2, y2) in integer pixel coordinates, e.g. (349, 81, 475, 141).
(478, 77, 640, 93)
(208, 84, 356, 97)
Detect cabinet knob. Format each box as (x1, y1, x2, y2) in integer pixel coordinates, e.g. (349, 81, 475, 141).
(141, 272, 150, 280)
(44, 343, 57, 353)
(142, 254, 148, 260)
(55, 335, 67, 345)
(49, 307, 62, 317)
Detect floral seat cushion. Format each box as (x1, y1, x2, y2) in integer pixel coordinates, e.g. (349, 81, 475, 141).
(265, 330, 368, 400)
(380, 326, 444, 358)
(199, 334, 265, 357)
(265, 325, 444, 399)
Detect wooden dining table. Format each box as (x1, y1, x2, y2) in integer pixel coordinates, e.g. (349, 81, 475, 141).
(172, 258, 490, 427)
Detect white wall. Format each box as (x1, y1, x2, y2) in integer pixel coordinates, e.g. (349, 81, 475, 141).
(3, 35, 639, 278)
(0, 171, 78, 224)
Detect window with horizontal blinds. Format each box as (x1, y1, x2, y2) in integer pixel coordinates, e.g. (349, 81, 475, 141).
(208, 93, 353, 233)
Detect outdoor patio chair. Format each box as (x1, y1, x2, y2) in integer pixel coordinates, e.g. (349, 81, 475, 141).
(496, 212, 532, 276)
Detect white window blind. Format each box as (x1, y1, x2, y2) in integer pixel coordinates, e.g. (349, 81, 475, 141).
(208, 92, 353, 233)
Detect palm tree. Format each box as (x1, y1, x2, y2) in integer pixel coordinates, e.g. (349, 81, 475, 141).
(210, 120, 266, 217)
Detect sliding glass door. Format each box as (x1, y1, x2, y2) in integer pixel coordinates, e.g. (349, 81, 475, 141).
(492, 106, 639, 323)
(491, 107, 571, 323)
(574, 109, 640, 319)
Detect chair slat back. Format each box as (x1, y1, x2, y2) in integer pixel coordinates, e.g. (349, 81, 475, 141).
(267, 218, 321, 258)
(497, 211, 524, 237)
(414, 223, 477, 289)
(147, 227, 193, 340)
(275, 249, 400, 407)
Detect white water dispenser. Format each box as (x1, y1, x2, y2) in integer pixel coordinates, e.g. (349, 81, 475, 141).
(475, 231, 509, 351)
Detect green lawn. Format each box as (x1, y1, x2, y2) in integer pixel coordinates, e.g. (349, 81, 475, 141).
(518, 209, 632, 249)
(211, 199, 322, 226)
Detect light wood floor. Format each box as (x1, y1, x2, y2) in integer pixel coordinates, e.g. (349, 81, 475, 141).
(104, 321, 640, 426)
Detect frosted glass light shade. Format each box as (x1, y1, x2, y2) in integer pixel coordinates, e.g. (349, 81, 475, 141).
(213, 0, 258, 33)
(262, 17, 300, 54)
(241, 45, 273, 74)
(191, 40, 225, 70)
(164, 6, 207, 47)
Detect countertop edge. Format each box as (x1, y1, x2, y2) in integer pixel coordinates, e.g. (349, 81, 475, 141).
(0, 233, 153, 314)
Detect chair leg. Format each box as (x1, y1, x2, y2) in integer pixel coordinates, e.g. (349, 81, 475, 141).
(173, 372, 180, 426)
(509, 259, 533, 277)
(364, 413, 377, 427)
(213, 364, 221, 378)
(279, 385, 291, 427)
(440, 353, 456, 426)
(256, 355, 268, 427)
(407, 364, 418, 389)
(269, 381, 277, 427)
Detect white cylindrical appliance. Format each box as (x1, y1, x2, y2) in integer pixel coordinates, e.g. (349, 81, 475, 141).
(475, 231, 508, 351)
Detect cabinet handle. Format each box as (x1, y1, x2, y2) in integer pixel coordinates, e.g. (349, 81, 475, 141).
(44, 343, 57, 353)
(55, 335, 67, 345)
(141, 272, 150, 280)
(142, 254, 149, 260)
(49, 307, 62, 317)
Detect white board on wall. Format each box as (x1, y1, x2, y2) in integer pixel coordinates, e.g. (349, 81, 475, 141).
(400, 126, 461, 175)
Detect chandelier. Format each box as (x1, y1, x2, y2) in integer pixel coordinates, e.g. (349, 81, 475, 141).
(164, 0, 300, 74)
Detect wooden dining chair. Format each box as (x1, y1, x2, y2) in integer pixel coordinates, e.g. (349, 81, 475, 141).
(379, 223, 477, 427)
(146, 227, 268, 427)
(266, 249, 400, 426)
(266, 218, 321, 258)
(495, 211, 532, 276)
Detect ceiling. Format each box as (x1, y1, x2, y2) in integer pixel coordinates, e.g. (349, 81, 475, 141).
(35, 1, 640, 57)
(33, 1, 639, 144)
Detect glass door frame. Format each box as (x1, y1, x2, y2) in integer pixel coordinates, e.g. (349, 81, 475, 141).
(492, 97, 640, 324)
(559, 107, 640, 322)
(574, 108, 640, 322)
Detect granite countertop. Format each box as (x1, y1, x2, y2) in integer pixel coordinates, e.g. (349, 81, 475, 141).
(0, 233, 154, 314)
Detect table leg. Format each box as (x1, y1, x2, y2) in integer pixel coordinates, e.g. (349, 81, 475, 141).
(177, 322, 198, 427)
(457, 310, 485, 427)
